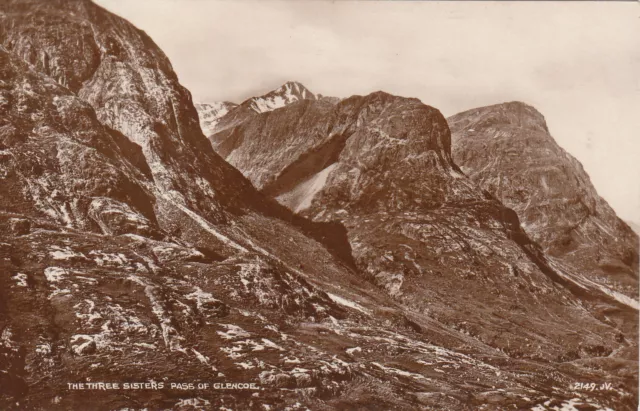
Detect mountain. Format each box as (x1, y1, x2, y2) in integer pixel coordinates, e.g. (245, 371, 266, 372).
(214, 97, 339, 190)
(1, 1, 638, 410)
(0, 1, 352, 262)
(0, 47, 160, 239)
(449, 102, 639, 301)
(195, 81, 323, 138)
(195, 101, 238, 137)
(207, 91, 639, 406)
(245, 81, 317, 114)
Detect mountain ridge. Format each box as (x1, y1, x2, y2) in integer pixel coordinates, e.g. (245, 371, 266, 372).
(195, 101, 238, 137)
(196, 81, 341, 138)
(1, 2, 638, 409)
(204, 89, 638, 374)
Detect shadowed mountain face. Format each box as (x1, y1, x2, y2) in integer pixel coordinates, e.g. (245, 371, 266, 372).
(449, 102, 639, 301)
(1, 1, 638, 410)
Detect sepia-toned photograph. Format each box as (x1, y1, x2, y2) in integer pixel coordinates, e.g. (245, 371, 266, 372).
(0, 0, 638, 409)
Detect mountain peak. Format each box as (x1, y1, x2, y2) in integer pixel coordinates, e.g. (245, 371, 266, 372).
(273, 81, 315, 101)
(448, 100, 549, 134)
(277, 80, 310, 93)
(243, 81, 317, 114)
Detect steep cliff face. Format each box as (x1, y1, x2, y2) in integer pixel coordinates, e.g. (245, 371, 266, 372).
(206, 89, 638, 377)
(0, 48, 158, 237)
(449, 102, 639, 299)
(2, 0, 274, 231)
(264, 92, 467, 214)
(0, 0, 356, 260)
(213, 98, 339, 190)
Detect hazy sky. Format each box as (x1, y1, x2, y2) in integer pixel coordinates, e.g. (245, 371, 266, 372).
(96, 0, 639, 222)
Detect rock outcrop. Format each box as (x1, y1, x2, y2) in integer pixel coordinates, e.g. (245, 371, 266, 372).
(0, 48, 158, 237)
(449, 102, 639, 301)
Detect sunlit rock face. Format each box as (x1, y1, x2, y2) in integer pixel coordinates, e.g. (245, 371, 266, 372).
(0, 48, 159, 237)
(449, 102, 639, 300)
(0, 1, 637, 410)
(195, 101, 238, 137)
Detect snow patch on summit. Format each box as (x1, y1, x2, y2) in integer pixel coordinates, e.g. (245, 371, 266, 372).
(246, 82, 316, 114)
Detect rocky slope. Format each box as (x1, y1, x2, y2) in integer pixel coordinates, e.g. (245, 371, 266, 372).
(206, 89, 639, 405)
(0, 47, 159, 238)
(195, 101, 238, 138)
(214, 97, 339, 190)
(0, 0, 356, 264)
(1, 1, 638, 410)
(6, 215, 636, 411)
(449, 102, 639, 301)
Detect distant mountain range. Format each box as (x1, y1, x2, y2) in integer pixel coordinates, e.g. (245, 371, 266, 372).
(199, 85, 638, 305)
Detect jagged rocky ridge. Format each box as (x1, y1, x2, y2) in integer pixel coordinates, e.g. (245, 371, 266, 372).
(244, 81, 317, 114)
(0, 1, 637, 410)
(206, 86, 639, 407)
(196, 81, 338, 141)
(449, 102, 639, 302)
